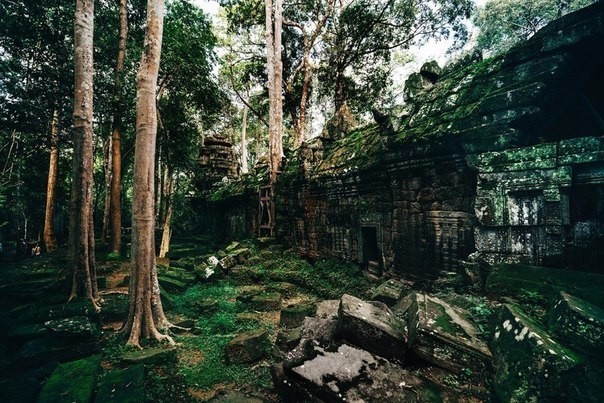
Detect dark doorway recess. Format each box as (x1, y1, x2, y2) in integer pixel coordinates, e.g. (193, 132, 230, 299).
(361, 226, 381, 276)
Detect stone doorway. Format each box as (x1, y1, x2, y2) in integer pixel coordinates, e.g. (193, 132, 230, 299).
(361, 226, 381, 276)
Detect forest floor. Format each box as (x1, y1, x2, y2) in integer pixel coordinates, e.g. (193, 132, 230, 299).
(3, 235, 593, 402)
(0, 237, 381, 402)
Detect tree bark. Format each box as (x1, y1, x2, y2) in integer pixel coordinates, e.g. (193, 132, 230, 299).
(43, 109, 59, 252)
(122, 0, 172, 347)
(101, 136, 112, 242)
(158, 171, 174, 258)
(69, 0, 99, 310)
(108, 0, 128, 254)
(241, 105, 248, 174)
(266, 0, 283, 185)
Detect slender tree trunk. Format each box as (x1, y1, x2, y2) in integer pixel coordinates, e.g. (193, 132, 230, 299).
(121, 0, 172, 347)
(108, 0, 128, 254)
(101, 136, 112, 241)
(69, 0, 99, 310)
(158, 172, 174, 258)
(265, 0, 283, 185)
(43, 109, 59, 252)
(334, 68, 346, 112)
(241, 105, 248, 174)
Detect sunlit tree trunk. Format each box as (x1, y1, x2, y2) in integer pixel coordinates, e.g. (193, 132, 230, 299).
(108, 0, 128, 254)
(121, 0, 173, 347)
(241, 105, 248, 174)
(265, 0, 283, 185)
(43, 109, 59, 252)
(158, 171, 174, 258)
(101, 136, 112, 242)
(69, 0, 99, 310)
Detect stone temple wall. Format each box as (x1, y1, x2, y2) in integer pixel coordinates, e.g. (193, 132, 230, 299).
(277, 142, 478, 278)
(470, 136, 604, 269)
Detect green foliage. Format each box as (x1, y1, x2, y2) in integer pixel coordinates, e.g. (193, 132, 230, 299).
(474, 0, 596, 55)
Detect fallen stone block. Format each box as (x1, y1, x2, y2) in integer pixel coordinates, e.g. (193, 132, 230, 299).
(186, 298, 218, 315)
(95, 363, 145, 403)
(45, 316, 95, 338)
(338, 294, 407, 361)
(548, 291, 604, 359)
(225, 241, 241, 251)
(122, 347, 176, 365)
(157, 276, 187, 294)
(219, 255, 237, 271)
(280, 303, 316, 329)
(276, 327, 302, 352)
(407, 293, 492, 376)
(285, 343, 455, 402)
(370, 279, 409, 306)
(250, 292, 282, 311)
(99, 292, 129, 322)
(230, 248, 251, 263)
(492, 304, 582, 402)
(194, 263, 216, 281)
(229, 266, 260, 284)
(37, 355, 101, 403)
(225, 329, 269, 364)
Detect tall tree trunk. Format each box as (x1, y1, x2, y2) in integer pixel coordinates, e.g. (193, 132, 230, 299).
(121, 0, 172, 347)
(69, 0, 99, 310)
(101, 136, 112, 241)
(158, 172, 174, 258)
(43, 109, 59, 252)
(241, 105, 248, 174)
(108, 0, 128, 254)
(266, 0, 283, 185)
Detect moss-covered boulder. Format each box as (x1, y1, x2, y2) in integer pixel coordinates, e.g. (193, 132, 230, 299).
(122, 347, 176, 365)
(407, 293, 492, 377)
(280, 303, 316, 329)
(338, 294, 407, 361)
(230, 248, 251, 263)
(37, 355, 101, 403)
(45, 316, 95, 338)
(276, 327, 302, 352)
(225, 329, 269, 364)
(491, 304, 582, 402)
(370, 279, 409, 306)
(548, 291, 604, 359)
(95, 364, 145, 403)
(157, 276, 187, 294)
(250, 292, 282, 311)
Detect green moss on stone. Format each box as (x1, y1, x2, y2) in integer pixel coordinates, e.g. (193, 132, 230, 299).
(37, 355, 101, 403)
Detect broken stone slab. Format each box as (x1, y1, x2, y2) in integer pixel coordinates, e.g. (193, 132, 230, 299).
(37, 355, 101, 403)
(230, 248, 251, 263)
(276, 327, 302, 352)
(193, 263, 216, 281)
(548, 291, 604, 359)
(284, 343, 455, 402)
(370, 279, 409, 306)
(225, 329, 269, 364)
(250, 292, 282, 311)
(229, 265, 260, 284)
(267, 282, 297, 298)
(158, 268, 196, 285)
(407, 293, 492, 376)
(99, 292, 129, 322)
(157, 276, 187, 294)
(338, 293, 407, 361)
(122, 347, 177, 365)
(280, 303, 316, 329)
(45, 316, 95, 338)
(225, 241, 241, 252)
(95, 363, 145, 403)
(491, 304, 582, 402)
(219, 255, 237, 271)
(186, 298, 219, 315)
